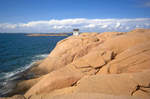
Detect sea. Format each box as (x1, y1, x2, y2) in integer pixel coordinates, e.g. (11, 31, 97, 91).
(0, 33, 69, 96)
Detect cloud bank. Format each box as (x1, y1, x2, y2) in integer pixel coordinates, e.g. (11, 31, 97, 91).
(0, 18, 150, 33)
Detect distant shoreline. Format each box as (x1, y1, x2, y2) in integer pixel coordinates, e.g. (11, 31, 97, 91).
(25, 33, 69, 37)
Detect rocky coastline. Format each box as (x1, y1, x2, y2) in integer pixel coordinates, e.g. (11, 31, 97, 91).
(1, 28, 150, 99)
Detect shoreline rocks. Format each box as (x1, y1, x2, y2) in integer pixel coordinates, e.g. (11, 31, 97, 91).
(1, 28, 150, 99)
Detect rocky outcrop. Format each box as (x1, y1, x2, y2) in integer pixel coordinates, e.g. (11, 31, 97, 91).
(73, 70, 150, 98)
(24, 65, 84, 97)
(33, 33, 102, 74)
(1, 28, 150, 99)
(98, 41, 150, 74)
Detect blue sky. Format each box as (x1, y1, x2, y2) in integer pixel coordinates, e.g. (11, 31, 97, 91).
(0, 0, 150, 33)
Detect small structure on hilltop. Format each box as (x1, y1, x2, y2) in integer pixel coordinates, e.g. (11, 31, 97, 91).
(73, 29, 79, 36)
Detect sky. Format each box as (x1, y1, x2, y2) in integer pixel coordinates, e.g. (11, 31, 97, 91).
(0, 0, 150, 33)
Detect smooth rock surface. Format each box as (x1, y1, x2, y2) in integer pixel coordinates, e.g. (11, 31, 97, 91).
(2, 29, 150, 99)
(30, 93, 139, 99)
(73, 70, 150, 98)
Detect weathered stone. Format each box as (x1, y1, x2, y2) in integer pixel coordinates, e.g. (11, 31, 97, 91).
(25, 65, 84, 98)
(6, 29, 150, 99)
(72, 70, 150, 98)
(74, 74, 138, 95)
(29, 93, 139, 99)
(84, 51, 106, 68)
(34, 34, 102, 74)
(107, 42, 150, 74)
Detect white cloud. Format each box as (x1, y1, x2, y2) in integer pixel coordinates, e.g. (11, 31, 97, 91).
(115, 23, 121, 28)
(0, 18, 150, 33)
(0, 23, 17, 29)
(84, 24, 96, 28)
(101, 24, 108, 28)
(53, 25, 64, 29)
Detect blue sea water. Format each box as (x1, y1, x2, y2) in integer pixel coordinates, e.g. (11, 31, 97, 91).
(0, 33, 69, 96)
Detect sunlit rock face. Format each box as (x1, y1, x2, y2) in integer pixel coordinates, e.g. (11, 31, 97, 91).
(2, 29, 150, 99)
